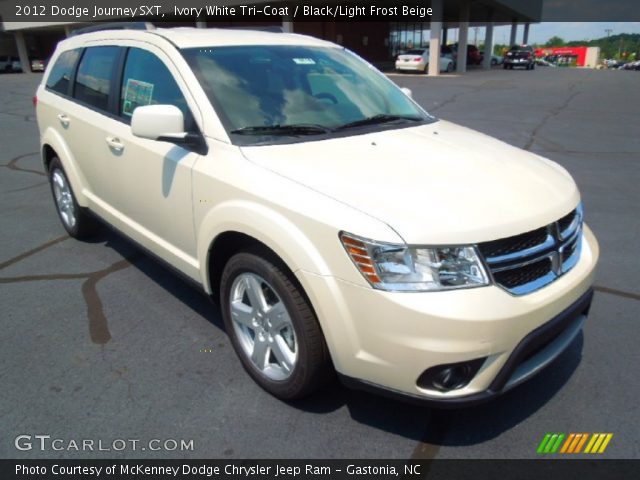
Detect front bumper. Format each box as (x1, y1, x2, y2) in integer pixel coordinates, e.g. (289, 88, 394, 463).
(297, 224, 599, 406)
(340, 287, 592, 407)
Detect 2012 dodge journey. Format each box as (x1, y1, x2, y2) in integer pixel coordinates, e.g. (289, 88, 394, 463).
(35, 25, 599, 405)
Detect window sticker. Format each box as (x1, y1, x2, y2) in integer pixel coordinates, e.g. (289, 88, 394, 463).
(292, 58, 316, 65)
(122, 78, 154, 116)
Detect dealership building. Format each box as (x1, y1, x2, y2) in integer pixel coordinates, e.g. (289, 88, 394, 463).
(1, 0, 541, 76)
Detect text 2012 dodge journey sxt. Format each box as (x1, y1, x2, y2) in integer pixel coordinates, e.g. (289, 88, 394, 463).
(36, 25, 598, 405)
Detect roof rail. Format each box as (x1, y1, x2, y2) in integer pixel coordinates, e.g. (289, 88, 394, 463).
(69, 22, 155, 37)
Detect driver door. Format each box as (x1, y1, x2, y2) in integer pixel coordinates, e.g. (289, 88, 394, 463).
(103, 45, 202, 278)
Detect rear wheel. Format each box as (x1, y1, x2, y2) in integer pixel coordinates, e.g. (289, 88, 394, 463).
(48, 157, 97, 238)
(220, 250, 332, 400)
(446, 61, 454, 73)
(503, 64, 508, 70)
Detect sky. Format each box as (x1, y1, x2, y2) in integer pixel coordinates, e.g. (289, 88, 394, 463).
(490, 22, 640, 45)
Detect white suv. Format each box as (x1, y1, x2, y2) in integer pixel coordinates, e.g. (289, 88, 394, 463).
(36, 25, 598, 405)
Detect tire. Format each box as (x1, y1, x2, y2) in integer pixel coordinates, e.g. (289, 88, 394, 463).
(48, 157, 98, 238)
(220, 249, 333, 400)
(446, 62, 453, 73)
(503, 64, 508, 70)
(531, 63, 535, 70)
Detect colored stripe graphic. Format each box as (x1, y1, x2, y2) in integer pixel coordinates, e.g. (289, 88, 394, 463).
(544, 434, 559, 453)
(584, 434, 598, 453)
(537, 433, 565, 454)
(541, 433, 614, 454)
(550, 434, 565, 453)
(585, 433, 614, 454)
(537, 434, 552, 454)
(560, 433, 575, 453)
(598, 434, 613, 453)
(574, 433, 589, 453)
(568, 433, 582, 453)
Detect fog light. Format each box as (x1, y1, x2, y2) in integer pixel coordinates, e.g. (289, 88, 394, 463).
(417, 358, 486, 392)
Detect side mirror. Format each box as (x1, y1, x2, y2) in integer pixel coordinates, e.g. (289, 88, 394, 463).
(131, 104, 186, 141)
(400, 87, 413, 98)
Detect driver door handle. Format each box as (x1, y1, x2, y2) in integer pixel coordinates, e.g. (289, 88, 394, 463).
(57, 113, 70, 127)
(106, 136, 124, 152)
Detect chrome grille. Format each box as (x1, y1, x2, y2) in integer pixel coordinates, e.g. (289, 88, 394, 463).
(478, 204, 583, 295)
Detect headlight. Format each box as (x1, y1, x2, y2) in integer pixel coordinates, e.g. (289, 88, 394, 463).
(340, 232, 490, 292)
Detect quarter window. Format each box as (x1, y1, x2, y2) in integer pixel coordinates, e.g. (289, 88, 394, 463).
(46, 49, 81, 95)
(73, 46, 120, 111)
(120, 48, 195, 131)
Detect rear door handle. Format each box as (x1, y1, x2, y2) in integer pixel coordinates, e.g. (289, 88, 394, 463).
(106, 136, 124, 151)
(57, 113, 70, 127)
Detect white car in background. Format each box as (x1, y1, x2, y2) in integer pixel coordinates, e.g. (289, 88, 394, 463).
(395, 48, 454, 73)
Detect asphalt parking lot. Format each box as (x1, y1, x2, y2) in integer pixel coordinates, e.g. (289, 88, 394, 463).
(1, 67, 639, 460)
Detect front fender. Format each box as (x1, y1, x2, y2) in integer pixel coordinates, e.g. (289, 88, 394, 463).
(197, 199, 332, 294)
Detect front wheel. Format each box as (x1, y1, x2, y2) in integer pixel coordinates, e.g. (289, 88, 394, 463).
(220, 250, 332, 400)
(446, 62, 454, 73)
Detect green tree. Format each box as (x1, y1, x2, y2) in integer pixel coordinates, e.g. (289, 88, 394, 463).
(545, 36, 565, 47)
(493, 43, 508, 55)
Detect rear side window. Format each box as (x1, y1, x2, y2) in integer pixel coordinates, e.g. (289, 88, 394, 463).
(45, 49, 81, 95)
(119, 48, 195, 131)
(73, 46, 120, 111)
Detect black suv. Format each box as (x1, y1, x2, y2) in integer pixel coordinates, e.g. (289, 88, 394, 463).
(503, 45, 535, 70)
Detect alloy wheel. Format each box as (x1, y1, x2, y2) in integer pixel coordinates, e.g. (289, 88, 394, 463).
(229, 272, 298, 381)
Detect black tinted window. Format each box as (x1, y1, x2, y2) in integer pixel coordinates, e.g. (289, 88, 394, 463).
(120, 48, 195, 131)
(46, 49, 81, 95)
(74, 46, 120, 111)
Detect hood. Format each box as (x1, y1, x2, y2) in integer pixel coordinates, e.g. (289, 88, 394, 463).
(240, 120, 580, 244)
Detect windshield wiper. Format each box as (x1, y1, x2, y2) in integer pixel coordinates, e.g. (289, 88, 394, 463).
(230, 124, 332, 136)
(334, 114, 423, 131)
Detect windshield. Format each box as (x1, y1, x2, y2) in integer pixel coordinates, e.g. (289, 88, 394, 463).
(182, 45, 432, 144)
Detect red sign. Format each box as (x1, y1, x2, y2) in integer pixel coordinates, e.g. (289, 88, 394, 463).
(535, 46, 588, 66)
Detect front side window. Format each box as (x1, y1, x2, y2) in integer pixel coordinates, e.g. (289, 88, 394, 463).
(73, 46, 120, 111)
(182, 45, 433, 144)
(120, 48, 195, 131)
(46, 49, 81, 95)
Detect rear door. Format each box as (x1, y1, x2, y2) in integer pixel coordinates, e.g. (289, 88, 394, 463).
(42, 46, 123, 205)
